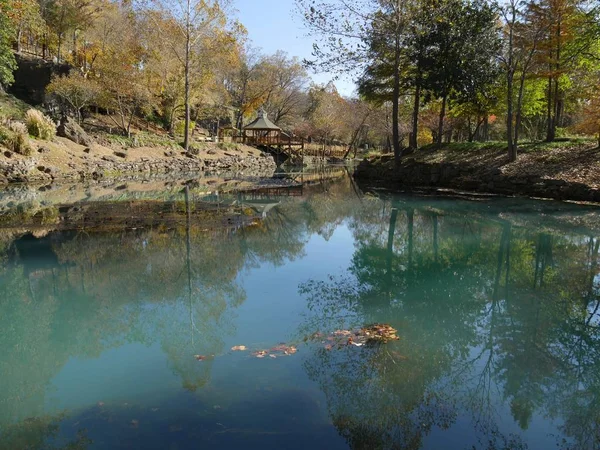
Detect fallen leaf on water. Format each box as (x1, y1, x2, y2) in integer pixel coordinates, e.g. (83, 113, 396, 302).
(151, 408, 159, 412)
(333, 330, 352, 337)
(269, 354, 277, 359)
(270, 344, 288, 352)
(231, 345, 247, 351)
(130, 419, 139, 428)
(252, 350, 268, 358)
(194, 355, 207, 361)
(97, 402, 105, 407)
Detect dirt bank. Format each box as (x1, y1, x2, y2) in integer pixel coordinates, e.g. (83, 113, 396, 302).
(355, 140, 600, 203)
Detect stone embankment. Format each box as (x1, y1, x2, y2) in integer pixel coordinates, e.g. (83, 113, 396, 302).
(0, 148, 276, 184)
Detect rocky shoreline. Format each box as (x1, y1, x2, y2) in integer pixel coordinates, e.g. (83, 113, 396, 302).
(0, 143, 277, 184)
(354, 151, 600, 202)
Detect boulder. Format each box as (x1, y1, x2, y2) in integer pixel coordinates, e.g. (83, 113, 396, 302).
(57, 117, 93, 146)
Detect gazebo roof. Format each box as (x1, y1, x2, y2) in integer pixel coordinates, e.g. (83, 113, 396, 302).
(243, 110, 281, 131)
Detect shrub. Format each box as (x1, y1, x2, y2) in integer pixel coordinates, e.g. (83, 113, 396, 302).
(174, 120, 195, 137)
(5, 122, 33, 156)
(25, 109, 56, 140)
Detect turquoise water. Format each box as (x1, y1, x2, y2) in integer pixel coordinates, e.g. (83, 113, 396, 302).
(1, 173, 600, 449)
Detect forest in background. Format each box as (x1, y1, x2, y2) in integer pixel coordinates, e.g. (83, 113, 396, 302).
(0, 0, 599, 161)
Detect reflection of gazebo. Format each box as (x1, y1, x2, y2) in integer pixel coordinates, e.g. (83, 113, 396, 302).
(242, 109, 282, 146)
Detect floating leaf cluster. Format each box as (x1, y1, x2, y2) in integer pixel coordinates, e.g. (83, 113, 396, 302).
(312, 324, 400, 349)
(193, 324, 398, 362)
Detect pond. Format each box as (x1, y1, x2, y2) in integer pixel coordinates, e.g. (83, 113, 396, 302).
(0, 170, 599, 450)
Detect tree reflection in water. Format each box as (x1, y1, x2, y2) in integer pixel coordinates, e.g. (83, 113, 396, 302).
(0, 176, 600, 449)
(299, 196, 600, 450)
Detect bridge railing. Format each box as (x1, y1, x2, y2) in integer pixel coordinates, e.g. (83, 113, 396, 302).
(225, 134, 304, 148)
(303, 143, 348, 159)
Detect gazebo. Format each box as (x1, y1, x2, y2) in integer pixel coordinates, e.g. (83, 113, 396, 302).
(242, 110, 282, 146)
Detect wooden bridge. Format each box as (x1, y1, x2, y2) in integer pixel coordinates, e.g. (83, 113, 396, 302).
(225, 133, 305, 151)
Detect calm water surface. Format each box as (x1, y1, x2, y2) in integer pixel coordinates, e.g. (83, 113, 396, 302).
(1, 172, 600, 449)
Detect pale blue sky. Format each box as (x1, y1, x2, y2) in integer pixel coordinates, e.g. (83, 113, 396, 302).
(232, 0, 356, 96)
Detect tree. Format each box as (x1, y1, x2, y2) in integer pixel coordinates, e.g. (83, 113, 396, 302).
(47, 72, 101, 123)
(0, 0, 17, 87)
(307, 82, 347, 151)
(573, 73, 600, 146)
(143, 0, 231, 151)
(298, 0, 414, 163)
(357, 2, 415, 159)
(227, 48, 278, 129)
(424, 0, 500, 146)
(44, 0, 99, 63)
(527, 0, 598, 142)
(7, 0, 43, 54)
(499, 0, 545, 161)
(261, 52, 309, 128)
(93, 5, 150, 137)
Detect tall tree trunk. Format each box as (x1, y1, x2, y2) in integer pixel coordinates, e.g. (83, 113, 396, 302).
(183, 0, 191, 152)
(57, 33, 62, 63)
(17, 26, 22, 53)
(514, 69, 528, 152)
(436, 93, 447, 146)
(506, 13, 516, 162)
(483, 115, 489, 141)
(507, 71, 516, 161)
(410, 80, 421, 150)
(42, 30, 47, 59)
(545, 75, 554, 142)
(392, 36, 401, 165)
(344, 112, 370, 159)
(73, 29, 77, 65)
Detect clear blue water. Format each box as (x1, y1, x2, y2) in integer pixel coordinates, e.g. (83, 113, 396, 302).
(1, 173, 600, 449)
